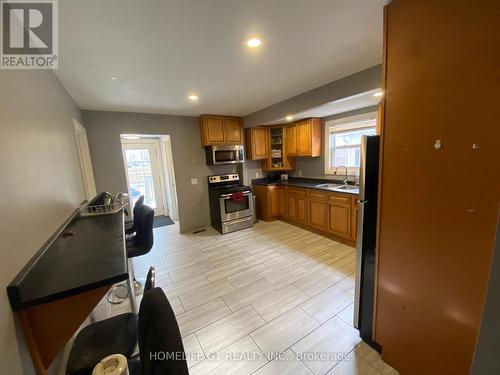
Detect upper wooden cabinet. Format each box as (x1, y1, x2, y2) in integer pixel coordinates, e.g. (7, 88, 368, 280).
(246, 127, 269, 160)
(261, 126, 294, 171)
(285, 125, 297, 156)
(199, 115, 243, 146)
(288, 118, 322, 157)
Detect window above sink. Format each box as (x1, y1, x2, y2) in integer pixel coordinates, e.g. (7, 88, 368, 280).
(324, 112, 377, 175)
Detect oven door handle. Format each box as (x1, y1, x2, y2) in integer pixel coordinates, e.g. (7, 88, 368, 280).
(220, 191, 252, 199)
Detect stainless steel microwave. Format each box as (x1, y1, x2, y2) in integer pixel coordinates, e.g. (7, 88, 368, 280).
(205, 145, 245, 165)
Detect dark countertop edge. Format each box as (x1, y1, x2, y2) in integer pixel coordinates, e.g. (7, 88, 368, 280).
(252, 178, 359, 195)
(8, 273, 128, 312)
(7, 208, 81, 291)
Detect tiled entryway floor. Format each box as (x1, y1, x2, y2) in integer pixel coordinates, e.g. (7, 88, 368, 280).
(107, 220, 398, 375)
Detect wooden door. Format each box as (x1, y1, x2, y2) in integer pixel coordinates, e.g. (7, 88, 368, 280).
(375, 2, 500, 374)
(309, 199, 328, 231)
(267, 185, 279, 218)
(286, 125, 297, 156)
(205, 117, 225, 144)
(278, 186, 287, 217)
(295, 197, 306, 224)
(250, 127, 269, 159)
(328, 195, 351, 239)
(296, 120, 311, 156)
(287, 194, 296, 219)
(224, 118, 243, 144)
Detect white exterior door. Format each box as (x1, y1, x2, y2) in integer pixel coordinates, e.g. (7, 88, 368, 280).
(121, 140, 166, 217)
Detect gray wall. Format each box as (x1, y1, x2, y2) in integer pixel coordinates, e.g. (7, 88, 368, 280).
(0, 71, 85, 375)
(81, 111, 236, 233)
(471, 215, 500, 374)
(244, 65, 381, 127)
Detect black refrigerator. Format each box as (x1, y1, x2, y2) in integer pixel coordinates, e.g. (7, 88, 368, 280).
(353, 135, 381, 351)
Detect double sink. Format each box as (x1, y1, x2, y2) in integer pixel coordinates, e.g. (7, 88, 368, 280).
(315, 183, 359, 193)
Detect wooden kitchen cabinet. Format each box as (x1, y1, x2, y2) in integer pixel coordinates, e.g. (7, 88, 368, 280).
(253, 183, 357, 244)
(252, 184, 279, 221)
(278, 185, 287, 217)
(307, 190, 329, 231)
(268, 185, 279, 218)
(287, 188, 306, 224)
(285, 125, 297, 156)
(294, 118, 322, 157)
(224, 118, 244, 143)
(199, 115, 243, 146)
(328, 194, 352, 240)
(246, 127, 269, 160)
(308, 199, 328, 231)
(261, 126, 294, 171)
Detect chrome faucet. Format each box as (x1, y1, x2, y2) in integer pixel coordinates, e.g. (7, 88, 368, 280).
(335, 165, 349, 184)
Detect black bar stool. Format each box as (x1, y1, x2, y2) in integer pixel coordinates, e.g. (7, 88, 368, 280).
(127, 288, 189, 375)
(126, 205, 155, 295)
(125, 195, 144, 235)
(66, 267, 156, 375)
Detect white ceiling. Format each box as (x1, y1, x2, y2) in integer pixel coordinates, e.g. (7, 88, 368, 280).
(57, 0, 388, 117)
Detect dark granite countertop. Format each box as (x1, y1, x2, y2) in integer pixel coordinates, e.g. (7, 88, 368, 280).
(252, 177, 359, 195)
(7, 210, 128, 311)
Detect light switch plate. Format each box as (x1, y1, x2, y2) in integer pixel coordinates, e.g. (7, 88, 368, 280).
(191, 178, 198, 185)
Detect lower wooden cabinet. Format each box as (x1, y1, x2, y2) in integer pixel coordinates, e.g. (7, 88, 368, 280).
(308, 199, 328, 231)
(287, 188, 306, 224)
(253, 184, 279, 221)
(253, 184, 357, 244)
(268, 185, 279, 218)
(328, 201, 351, 239)
(278, 185, 287, 217)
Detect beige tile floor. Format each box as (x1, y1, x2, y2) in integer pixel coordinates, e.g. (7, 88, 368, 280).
(99, 220, 398, 375)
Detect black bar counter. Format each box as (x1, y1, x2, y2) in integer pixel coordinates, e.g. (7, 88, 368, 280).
(7, 209, 128, 311)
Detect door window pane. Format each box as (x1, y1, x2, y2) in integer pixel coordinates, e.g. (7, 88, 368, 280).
(124, 149, 157, 209)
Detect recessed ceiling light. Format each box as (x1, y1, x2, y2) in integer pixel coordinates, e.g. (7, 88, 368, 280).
(286, 115, 294, 121)
(122, 135, 140, 140)
(373, 91, 383, 97)
(246, 38, 262, 48)
(188, 94, 199, 101)
(111, 77, 117, 81)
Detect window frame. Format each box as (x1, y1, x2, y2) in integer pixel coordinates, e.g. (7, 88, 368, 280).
(324, 112, 378, 175)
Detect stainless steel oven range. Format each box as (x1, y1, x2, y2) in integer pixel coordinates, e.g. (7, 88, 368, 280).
(208, 174, 254, 234)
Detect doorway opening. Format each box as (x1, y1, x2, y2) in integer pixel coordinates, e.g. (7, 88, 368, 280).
(74, 119, 97, 201)
(120, 135, 179, 225)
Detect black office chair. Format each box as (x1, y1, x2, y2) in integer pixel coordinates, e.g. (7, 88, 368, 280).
(127, 205, 154, 294)
(67, 267, 156, 375)
(128, 288, 189, 375)
(125, 196, 145, 235)
(127, 205, 154, 258)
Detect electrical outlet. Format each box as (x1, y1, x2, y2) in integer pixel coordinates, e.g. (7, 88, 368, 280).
(298, 170, 302, 176)
(255, 172, 260, 178)
(191, 178, 198, 185)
